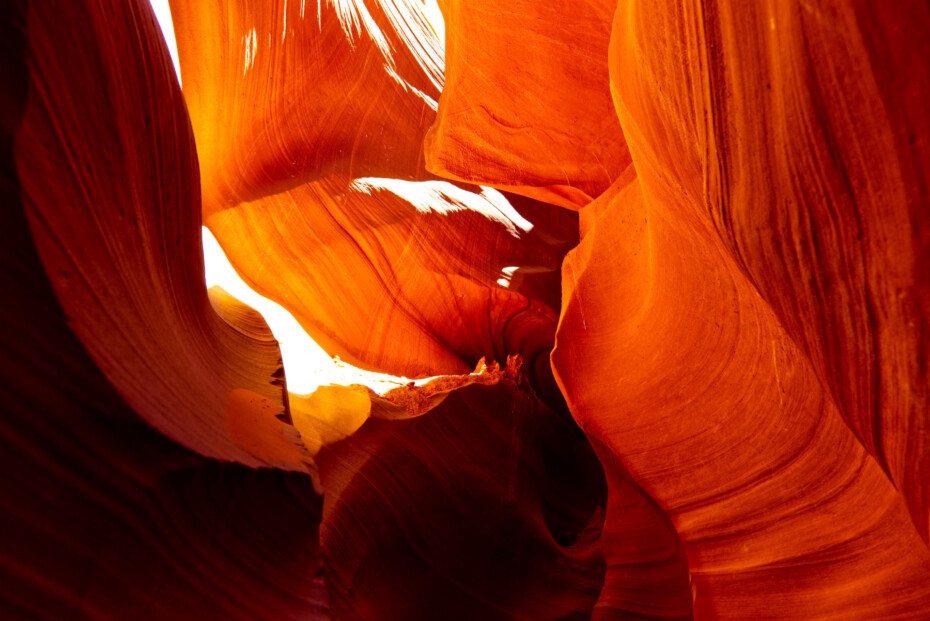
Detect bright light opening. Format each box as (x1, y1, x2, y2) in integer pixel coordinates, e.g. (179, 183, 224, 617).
(155, 0, 460, 396)
(147, 0, 182, 86)
(202, 226, 448, 395)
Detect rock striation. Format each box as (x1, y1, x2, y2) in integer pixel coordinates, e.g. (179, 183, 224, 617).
(2, 0, 928, 619)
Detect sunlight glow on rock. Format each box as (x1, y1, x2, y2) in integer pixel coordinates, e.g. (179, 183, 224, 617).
(202, 226, 445, 395)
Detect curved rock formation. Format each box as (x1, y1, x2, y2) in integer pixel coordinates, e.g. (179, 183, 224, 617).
(608, 0, 930, 544)
(3, 0, 929, 619)
(205, 175, 575, 403)
(11, 0, 306, 470)
(2, 4, 325, 618)
(170, 0, 444, 212)
(552, 174, 930, 617)
(424, 0, 631, 209)
(318, 361, 608, 620)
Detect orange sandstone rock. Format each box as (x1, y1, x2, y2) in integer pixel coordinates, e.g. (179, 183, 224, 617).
(171, 0, 444, 213)
(12, 0, 307, 469)
(424, 0, 631, 209)
(316, 363, 608, 620)
(609, 0, 930, 542)
(553, 134, 930, 619)
(1, 1, 326, 618)
(205, 175, 576, 402)
(3, 0, 930, 618)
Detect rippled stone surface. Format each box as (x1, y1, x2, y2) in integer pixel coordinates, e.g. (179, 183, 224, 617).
(3, 0, 929, 619)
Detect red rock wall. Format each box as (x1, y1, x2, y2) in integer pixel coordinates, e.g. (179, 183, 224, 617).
(2, 0, 929, 618)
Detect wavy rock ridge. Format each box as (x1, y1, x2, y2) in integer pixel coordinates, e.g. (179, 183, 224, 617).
(2, 0, 928, 619)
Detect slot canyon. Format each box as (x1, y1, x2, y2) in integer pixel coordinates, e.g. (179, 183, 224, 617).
(2, 0, 929, 619)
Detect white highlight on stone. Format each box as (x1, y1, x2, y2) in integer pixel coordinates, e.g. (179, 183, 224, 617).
(349, 178, 534, 237)
(146, 0, 182, 86)
(242, 27, 258, 75)
(496, 266, 520, 288)
(202, 226, 440, 395)
(282, 0, 288, 42)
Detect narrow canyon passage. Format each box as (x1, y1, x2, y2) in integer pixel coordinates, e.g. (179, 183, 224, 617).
(2, 0, 929, 619)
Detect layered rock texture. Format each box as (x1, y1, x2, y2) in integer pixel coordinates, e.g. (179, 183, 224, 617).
(2, 0, 928, 619)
